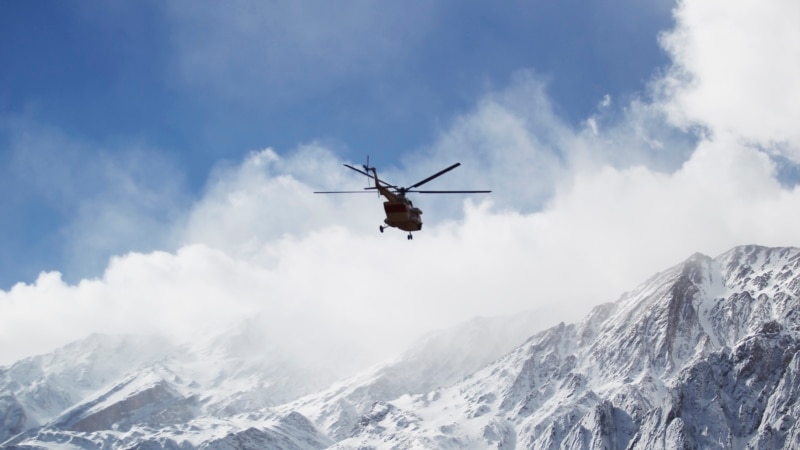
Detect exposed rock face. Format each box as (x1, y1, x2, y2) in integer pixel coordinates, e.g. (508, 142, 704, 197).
(0, 394, 25, 442)
(52, 374, 198, 433)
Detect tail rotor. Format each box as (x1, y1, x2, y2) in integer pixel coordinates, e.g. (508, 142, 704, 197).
(362, 155, 377, 194)
(362, 155, 374, 172)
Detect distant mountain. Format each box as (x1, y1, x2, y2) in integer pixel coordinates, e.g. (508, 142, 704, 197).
(0, 320, 364, 449)
(2, 245, 799, 449)
(0, 296, 551, 448)
(0, 334, 171, 441)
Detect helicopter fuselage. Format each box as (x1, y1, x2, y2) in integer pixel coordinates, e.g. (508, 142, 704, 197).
(383, 199, 422, 231)
(374, 181, 422, 232)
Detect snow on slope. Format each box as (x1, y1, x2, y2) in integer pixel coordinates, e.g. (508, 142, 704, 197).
(332, 245, 800, 449)
(9, 410, 334, 450)
(0, 334, 171, 433)
(3, 245, 800, 449)
(0, 300, 555, 448)
(284, 308, 557, 441)
(0, 319, 352, 448)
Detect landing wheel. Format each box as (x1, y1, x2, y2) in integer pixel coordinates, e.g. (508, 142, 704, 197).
(379, 226, 385, 233)
(407, 233, 413, 240)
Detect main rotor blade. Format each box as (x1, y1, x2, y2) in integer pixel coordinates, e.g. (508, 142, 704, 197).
(409, 190, 492, 194)
(407, 162, 461, 190)
(313, 190, 376, 194)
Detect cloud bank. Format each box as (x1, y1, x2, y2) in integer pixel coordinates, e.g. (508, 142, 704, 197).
(2, 0, 799, 369)
(658, 0, 800, 159)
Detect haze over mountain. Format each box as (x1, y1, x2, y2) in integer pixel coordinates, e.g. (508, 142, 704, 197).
(2, 245, 799, 449)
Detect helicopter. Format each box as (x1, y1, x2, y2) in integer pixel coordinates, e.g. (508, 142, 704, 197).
(314, 160, 491, 240)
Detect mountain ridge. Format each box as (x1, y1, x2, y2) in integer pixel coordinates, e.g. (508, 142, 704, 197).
(2, 244, 799, 449)
(330, 245, 800, 449)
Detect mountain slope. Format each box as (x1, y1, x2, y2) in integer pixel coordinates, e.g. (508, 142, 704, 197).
(0, 333, 172, 438)
(0, 321, 353, 449)
(0, 303, 553, 448)
(332, 245, 800, 449)
(3, 245, 799, 449)
(285, 308, 557, 441)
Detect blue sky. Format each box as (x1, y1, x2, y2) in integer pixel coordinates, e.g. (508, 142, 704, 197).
(0, 1, 676, 287)
(2, 0, 800, 365)
(1, 1, 673, 168)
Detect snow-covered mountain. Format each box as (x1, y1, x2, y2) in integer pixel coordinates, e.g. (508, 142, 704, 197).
(2, 245, 799, 449)
(0, 319, 375, 448)
(331, 245, 800, 449)
(0, 301, 550, 448)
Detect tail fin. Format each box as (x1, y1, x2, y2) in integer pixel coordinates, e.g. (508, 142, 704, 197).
(362, 155, 378, 193)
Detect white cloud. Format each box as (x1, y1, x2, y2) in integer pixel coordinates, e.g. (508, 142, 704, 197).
(4, 130, 798, 368)
(658, 0, 800, 159)
(0, 246, 263, 365)
(3, 0, 800, 375)
(394, 72, 570, 216)
(180, 144, 380, 262)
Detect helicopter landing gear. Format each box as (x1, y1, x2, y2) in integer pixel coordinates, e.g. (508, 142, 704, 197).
(379, 225, 385, 233)
(407, 233, 413, 240)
